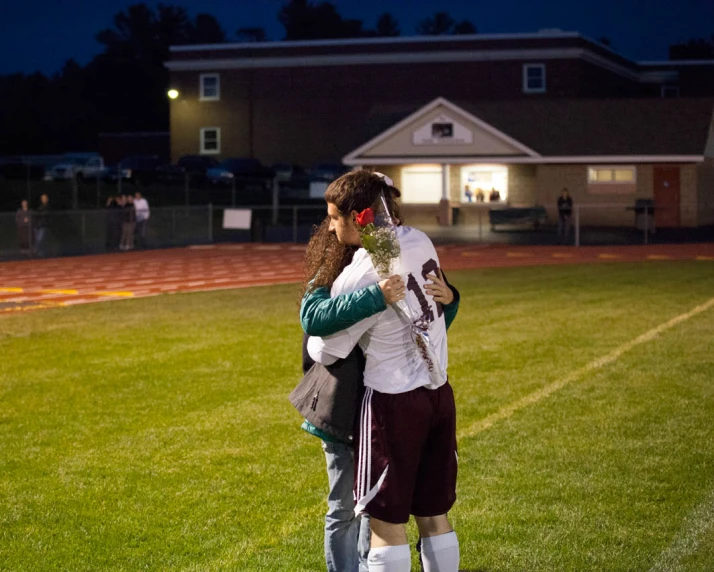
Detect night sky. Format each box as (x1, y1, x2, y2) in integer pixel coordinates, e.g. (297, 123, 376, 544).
(2, 0, 713, 75)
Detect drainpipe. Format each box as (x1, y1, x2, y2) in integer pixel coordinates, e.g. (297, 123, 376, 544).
(440, 164, 451, 226)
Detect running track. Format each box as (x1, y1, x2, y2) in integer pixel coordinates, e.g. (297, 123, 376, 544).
(1, 243, 713, 314)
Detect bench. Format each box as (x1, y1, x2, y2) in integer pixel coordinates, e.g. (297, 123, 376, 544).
(488, 206, 548, 231)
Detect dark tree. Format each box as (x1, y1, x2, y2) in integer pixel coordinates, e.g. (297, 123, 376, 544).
(236, 27, 268, 42)
(415, 12, 455, 35)
(0, 3, 232, 155)
(90, 3, 228, 133)
(191, 13, 227, 44)
(278, 0, 365, 40)
(453, 20, 477, 35)
(669, 37, 714, 60)
(374, 12, 400, 37)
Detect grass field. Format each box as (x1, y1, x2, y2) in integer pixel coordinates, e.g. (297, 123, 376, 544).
(1, 261, 713, 571)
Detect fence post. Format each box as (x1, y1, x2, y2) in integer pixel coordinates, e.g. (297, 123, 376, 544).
(292, 206, 298, 243)
(208, 203, 213, 243)
(81, 212, 86, 248)
(272, 177, 279, 226)
(184, 173, 190, 207)
(172, 207, 177, 243)
(575, 205, 580, 247)
(72, 173, 79, 210)
(644, 205, 649, 245)
(26, 161, 32, 204)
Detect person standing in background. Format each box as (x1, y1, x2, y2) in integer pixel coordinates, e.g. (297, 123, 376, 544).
(33, 194, 50, 257)
(557, 187, 574, 244)
(120, 194, 136, 251)
(16, 200, 31, 256)
(133, 192, 150, 249)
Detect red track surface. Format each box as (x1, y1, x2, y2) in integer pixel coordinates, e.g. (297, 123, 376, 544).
(1, 243, 713, 314)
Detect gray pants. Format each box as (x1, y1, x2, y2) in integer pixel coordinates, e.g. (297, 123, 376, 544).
(121, 222, 136, 250)
(322, 441, 370, 572)
(558, 215, 572, 243)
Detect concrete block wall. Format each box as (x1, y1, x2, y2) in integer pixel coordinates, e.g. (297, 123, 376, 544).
(507, 164, 538, 206)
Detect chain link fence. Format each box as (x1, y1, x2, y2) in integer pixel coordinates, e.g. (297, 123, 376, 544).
(2, 201, 713, 260)
(0, 205, 328, 260)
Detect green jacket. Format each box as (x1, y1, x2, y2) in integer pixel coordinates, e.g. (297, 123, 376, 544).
(296, 276, 461, 443)
(301, 278, 460, 338)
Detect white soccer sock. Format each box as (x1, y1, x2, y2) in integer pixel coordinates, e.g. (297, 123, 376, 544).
(420, 531, 460, 572)
(368, 544, 411, 572)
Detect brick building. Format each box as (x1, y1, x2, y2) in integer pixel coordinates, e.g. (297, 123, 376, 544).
(167, 31, 714, 228)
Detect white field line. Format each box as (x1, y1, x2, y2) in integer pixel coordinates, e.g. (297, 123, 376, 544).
(648, 486, 714, 572)
(458, 296, 714, 441)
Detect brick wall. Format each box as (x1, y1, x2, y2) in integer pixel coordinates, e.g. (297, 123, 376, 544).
(696, 159, 714, 226)
(680, 164, 698, 227)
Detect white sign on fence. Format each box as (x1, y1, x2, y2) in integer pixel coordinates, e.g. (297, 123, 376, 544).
(222, 209, 252, 230)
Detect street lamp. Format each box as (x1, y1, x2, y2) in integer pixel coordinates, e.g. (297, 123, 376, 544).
(167, 89, 179, 99)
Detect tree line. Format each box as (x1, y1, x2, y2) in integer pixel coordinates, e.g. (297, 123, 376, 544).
(0, 1, 476, 156)
(0, 0, 711, 156)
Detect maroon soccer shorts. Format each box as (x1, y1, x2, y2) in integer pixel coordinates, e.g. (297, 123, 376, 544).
(354, 382, 458, 524)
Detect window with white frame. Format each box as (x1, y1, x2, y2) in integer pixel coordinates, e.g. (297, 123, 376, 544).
(523, 64, 546, 93)
(588, 166, 636, 183)
(200, 74, 220, 101)
(200, 127, 221, 154)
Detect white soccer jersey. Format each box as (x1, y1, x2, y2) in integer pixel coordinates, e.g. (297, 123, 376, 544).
(307, 226, 448, 394)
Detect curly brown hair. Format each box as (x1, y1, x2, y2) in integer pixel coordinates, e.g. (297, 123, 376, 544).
(300, 169, 403, 299)
(300, 217, 357, 298)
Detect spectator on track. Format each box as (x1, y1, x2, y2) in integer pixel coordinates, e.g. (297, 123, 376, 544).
(557, 187, 574, 245)
(120, 194, 136, 251)
(133, 192, 150, 249)
(33, 194, 50, 257)
(105, 196, 123, 252)
(16, 200, 31, 256)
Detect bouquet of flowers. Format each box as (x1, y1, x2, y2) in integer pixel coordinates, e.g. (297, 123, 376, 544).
(355, 196, 446, 388)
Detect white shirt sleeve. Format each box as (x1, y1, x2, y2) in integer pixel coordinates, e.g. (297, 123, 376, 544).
(306, 336, 339, 366)
(306, 314, 379, 364)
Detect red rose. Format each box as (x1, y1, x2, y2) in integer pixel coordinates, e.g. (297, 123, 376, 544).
(355, 208, 374, 227)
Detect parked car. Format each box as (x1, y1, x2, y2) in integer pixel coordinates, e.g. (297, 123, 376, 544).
(46, 153, 106, 181)
(103, 155, 162, 185)
(156, 163, 186, 185)
(308, 162, 350, 183)
(177, 154, 219, 174)
(272, 163, 309, 186)
(207, 158, 275, 189)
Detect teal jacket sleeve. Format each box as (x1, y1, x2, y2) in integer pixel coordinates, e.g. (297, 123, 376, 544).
(441, 270, 460, 330)
(443, 284, 460, 330)
(300, 284, 387, 337)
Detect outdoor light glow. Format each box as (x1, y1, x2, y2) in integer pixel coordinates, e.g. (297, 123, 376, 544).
(167, 89, 179, 99)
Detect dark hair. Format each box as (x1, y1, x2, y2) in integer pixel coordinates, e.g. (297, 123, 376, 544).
(324, 169, 402, 225)
(300, 218, 356, 298)
(299, 169, 403, 300)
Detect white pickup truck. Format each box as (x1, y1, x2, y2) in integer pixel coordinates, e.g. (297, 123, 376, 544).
(46, 154, 107, 181)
